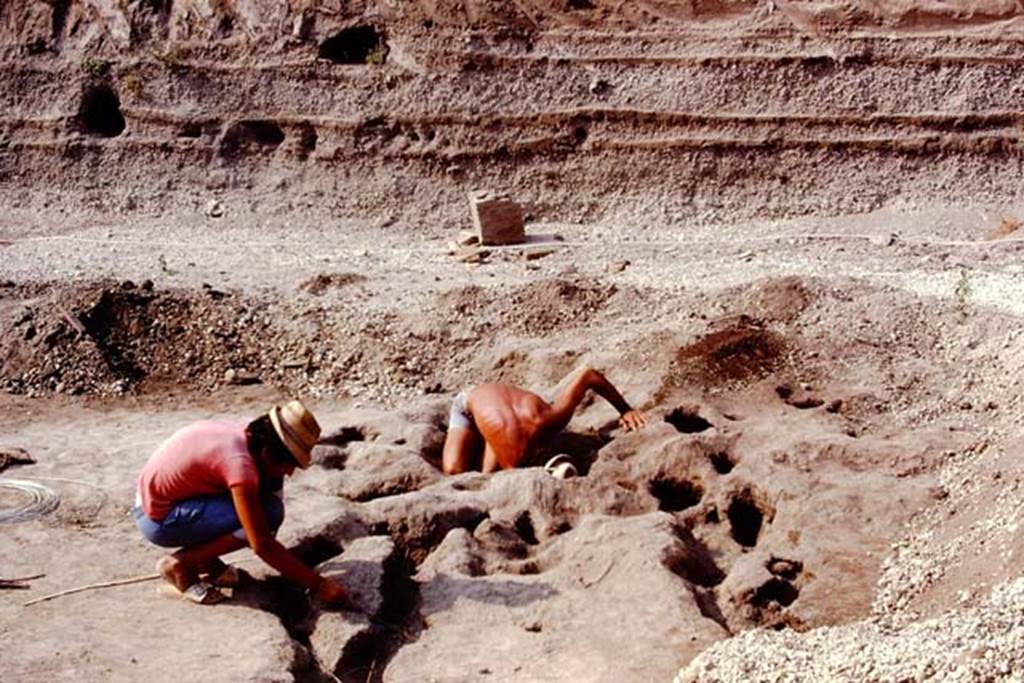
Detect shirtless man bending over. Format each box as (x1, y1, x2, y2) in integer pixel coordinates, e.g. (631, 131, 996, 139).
(442, 367, 647, 475)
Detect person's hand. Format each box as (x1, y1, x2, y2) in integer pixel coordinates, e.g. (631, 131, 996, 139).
(316, 577, 358, 610)
(618, 409, 647, 431)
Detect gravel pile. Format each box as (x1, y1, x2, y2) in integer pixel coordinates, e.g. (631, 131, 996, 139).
(676, 578, 1024, 682)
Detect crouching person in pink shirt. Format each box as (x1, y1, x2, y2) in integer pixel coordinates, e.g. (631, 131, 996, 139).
(134, 400, 350, 606)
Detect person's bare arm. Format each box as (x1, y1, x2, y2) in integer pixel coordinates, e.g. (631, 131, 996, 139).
(546, 367, 648, 433)
(231, 485, 350, 605)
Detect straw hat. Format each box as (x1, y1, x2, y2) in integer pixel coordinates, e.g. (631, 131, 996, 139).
(268, 399, 321, 469)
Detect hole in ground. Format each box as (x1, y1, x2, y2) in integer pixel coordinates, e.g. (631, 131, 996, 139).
(776, 384, 825, 409)
(334, 547, 422, 683)
(665, 406, 713, 434)
(666, 526, 726, 587)
(728, 490, 764, 547)
(648, 476, 704, 512)
(391, 508, 489, 566)
(323, 426, 368, 445)
(710, 451, 735, 474)
(76, 84, 126, 137)
(513, 511, 539, 545)
(291, 535, 343, 566)
(261, 576, 314, 646)
(767, 557, 803, 581)
(790, 397, 825, 409)
(316, 425, 375, 468)
(549, 519, 573, 536)
(752, 577, 799, 607)
(319, 25, 387, 64)
(692, 586, 730, 633)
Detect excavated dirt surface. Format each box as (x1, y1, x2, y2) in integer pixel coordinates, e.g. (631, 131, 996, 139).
(3, 208, 1023, 682)
(3, 2, 1024, 682)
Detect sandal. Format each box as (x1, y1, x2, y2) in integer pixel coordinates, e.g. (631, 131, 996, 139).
(208, 565, 244, 589)
(160, 581, 227, 605)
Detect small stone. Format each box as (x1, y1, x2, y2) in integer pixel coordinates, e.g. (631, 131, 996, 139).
(456, 231, 479, 247)
(457, 248, 490, 264)
(524, 248, 556, 261)
(608, 260, 630, 273)
(225, 368, 261, 386)
(206, 199, 224, 218)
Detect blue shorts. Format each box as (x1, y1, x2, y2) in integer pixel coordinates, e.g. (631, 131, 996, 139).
(134, 489, 284, 549)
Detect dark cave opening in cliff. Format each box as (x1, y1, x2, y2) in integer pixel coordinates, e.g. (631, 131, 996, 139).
(318, 25, 387, 64)
(77, 84, 126, 138)
(219, 120, 285, 158)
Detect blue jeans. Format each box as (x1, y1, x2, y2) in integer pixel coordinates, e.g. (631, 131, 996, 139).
(134, 490, 284, 548)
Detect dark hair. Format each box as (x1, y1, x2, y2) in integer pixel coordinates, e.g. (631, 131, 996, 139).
(246, 414, 298, 466)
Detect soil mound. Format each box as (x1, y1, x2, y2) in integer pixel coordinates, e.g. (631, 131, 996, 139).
(674, 318, 787, 387)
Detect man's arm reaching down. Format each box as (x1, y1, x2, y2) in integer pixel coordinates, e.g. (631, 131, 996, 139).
(546, 367, 648, 434)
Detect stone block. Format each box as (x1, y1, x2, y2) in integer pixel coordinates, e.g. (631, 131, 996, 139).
(469, 190, 525, 246)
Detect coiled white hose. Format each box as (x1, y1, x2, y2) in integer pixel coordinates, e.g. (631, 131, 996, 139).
(0, 478, 60, 523)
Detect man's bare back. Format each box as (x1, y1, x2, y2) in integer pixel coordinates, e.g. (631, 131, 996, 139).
(441, 367, 647, 475)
